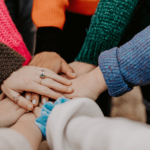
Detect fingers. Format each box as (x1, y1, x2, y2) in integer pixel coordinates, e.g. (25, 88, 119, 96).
(25, 82, 62, 100)
(31, 93, 39, 107)
(41, 96, 49, 105)
(37, 67, 72, 86)
(33, 107, 41, 118)
(41, 78, 73, 93)
(2, 87, 33, 111)
(25, 92, 32, 101)
(61, 61, 77, 79)
(45, 69, 72, 86)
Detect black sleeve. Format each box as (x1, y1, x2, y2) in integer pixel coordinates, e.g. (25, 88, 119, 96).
(34, 27, 62, 55)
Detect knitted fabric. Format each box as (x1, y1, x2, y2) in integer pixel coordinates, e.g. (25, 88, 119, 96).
(119, 0, 150, 46)
(0, 42, 25, 86)
(99, 26, 150, 97)
(75, 0, 139, 65)
(0, 0, 32, 65)
(35, 27, 62, 55)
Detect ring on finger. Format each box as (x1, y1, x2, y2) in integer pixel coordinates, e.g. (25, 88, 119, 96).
(13, 95, 20, 104)
(40, 69, 46, 79)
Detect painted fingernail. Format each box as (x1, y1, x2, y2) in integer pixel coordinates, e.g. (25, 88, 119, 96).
(73, 73, 77, 76)
(26, 95, 30, 100)
(32, 99, 36, 105)
(68, 87, 73, 92)
(42, 98, 47, 104)
(27, 104, 33, 111)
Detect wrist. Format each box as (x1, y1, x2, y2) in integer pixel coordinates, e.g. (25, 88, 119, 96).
(11, 114, 42, 150)
(90, 66, 107, 95)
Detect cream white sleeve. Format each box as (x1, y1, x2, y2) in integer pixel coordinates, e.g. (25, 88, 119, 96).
(0, 128, 32, 150)
(46, 98, 150, 150)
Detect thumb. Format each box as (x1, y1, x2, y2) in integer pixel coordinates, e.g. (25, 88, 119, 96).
(61, 61, 77, 79)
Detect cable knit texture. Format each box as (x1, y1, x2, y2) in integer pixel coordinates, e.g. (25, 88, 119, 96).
(0, 0, 31, 65)
(99, 26, 150, 97)
(75, 0, 139, 65)
(0, 42, 25, 86)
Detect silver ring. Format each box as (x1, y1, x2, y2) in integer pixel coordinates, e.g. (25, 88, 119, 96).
(13, 95, 20, 104)
(40, 69, 46, 79)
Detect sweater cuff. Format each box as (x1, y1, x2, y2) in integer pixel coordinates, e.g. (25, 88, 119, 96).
(34, 27, 62, 55)
(98, 47, 133, 97)
(0, 42, 25, 86)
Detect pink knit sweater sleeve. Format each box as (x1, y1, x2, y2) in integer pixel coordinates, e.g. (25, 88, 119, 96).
(0, 0, 32, 65)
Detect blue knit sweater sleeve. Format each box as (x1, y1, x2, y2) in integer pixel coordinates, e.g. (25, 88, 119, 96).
(99, 26, 150, 97)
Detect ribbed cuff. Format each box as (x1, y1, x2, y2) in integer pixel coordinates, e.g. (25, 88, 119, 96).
(98, 47, 132, 97)
(35, 27, 62, 55)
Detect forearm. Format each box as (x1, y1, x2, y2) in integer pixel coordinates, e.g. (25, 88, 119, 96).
(0, 42, 25, 86)
(0, 0, 31, 65)
(46, 98, 105, 150)
(32, 0, 69, 55)
(99, 25, 150, 97)
(11, 114, 42, 150)
(75, 0, 139, 65)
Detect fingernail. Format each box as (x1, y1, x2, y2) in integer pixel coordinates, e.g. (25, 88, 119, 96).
(68, 87, 73, 92)
(42, 98, 47, 104)
(73, 73, 77, 76)
(27, 104, 33, 111)
(26, 95, 30, 100)
(32, 99, 36, 105)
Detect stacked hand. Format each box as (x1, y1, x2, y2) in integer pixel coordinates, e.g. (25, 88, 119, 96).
(26, 52, 77, 105)
(25, 52, 106, 104)
(1, 66, 73, 111)
(64, 67, 107, 100)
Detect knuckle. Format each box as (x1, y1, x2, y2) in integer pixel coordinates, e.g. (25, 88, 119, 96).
(23, 78, 32, 85)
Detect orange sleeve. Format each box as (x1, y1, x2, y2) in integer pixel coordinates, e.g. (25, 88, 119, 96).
(32, 0, 69, 30)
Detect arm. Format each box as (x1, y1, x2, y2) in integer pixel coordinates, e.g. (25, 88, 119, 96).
(35, 98, 150, 150)
(11, 113, 42, 150)
(0, 0, 32, 65)
(32, 0, 69, 55)
(75, 0, 139, 65)
(0, 113, 42, 150)
(99, 25, 150, 97)
(64, 25, 150, 100)
(0, 42, 25, 86)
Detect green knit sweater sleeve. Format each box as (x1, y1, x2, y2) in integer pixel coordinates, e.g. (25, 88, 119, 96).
(75, 0, 139, 65)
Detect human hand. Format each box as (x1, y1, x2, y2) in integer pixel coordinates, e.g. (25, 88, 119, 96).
(69, 61, 97, 76)
(28, 52, 77, 105)
(29, 52, 77, 78)
(1, 66, 73, 111)
(0, 97, 26, 127)
(64, 67, 107, 100)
